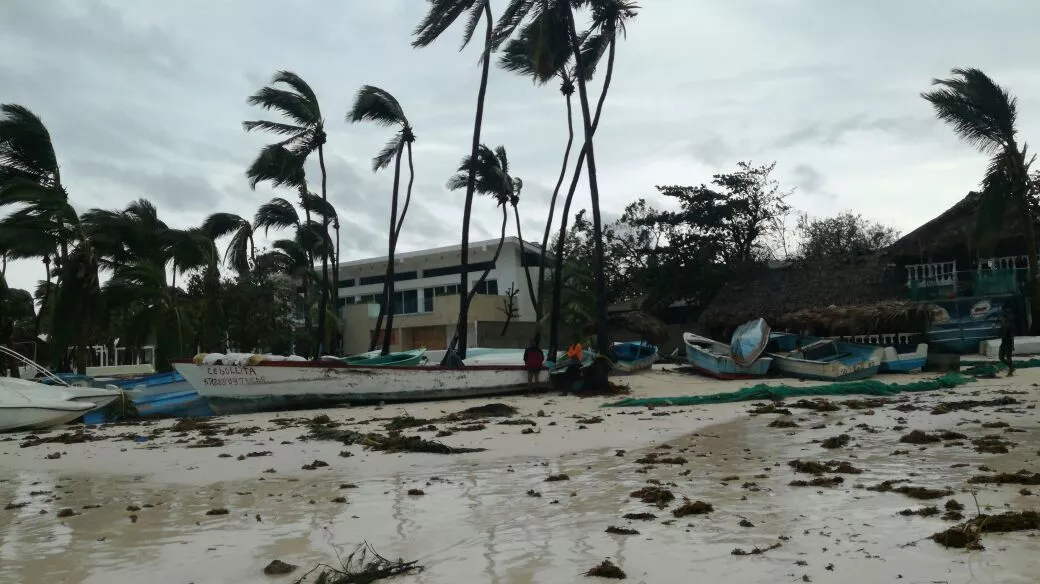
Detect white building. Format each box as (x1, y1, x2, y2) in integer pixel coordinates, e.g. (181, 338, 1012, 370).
(336, 237, 546, 354)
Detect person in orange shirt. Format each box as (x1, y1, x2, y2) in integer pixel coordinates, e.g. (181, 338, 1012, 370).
(566, 340, 583, 361)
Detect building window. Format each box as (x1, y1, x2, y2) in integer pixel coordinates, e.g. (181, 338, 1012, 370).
(392, 289, 419, 315)
(433, 285, 461, 297)
(337, 278, 356, 289)
(359, 274, 385, 286)
(423, 261, 495, 279)
(521, 251, 543, 267)
(474, 279, 498, 295)
(423, 288, 434, 312)
(395, 271, 418, 282)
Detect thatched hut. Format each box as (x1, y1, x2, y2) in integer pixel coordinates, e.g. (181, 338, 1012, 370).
(698, 255, 911, 338)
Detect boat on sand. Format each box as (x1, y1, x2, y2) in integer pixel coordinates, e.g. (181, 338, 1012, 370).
(683, 332, 772, 379)
(0, 385, 95, 432)
(611, 341, 658, 374)
(766, 333, 883, 382)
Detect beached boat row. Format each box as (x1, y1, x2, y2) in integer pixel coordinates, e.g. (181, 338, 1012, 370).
(683, 318, 928, 382)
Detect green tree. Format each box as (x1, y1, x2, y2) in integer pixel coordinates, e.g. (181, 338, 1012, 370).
(795, 212, 899, 260)
(413, 0, 495, 360)
(923, 68, 1039, 328)
(347, 85, 416, 355)
(243, 71, 332, 357)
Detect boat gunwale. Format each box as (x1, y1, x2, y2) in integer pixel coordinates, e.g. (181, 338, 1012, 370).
(172, 359, 533, 372)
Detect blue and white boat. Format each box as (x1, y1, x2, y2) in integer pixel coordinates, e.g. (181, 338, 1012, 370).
(83, 370, 212, 423)
(766, 333, 883, 382)
(879, 343, 928, 373)
(611, 341, 658, 374)
(684, 332, 772, 379)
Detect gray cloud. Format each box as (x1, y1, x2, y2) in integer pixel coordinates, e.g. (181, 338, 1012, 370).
(3, 0, 1040, 293)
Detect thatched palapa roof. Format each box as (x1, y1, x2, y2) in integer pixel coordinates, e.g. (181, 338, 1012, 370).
(773, 301, 933, 335)
(698, 255, 909, 333)
(612, 310, 668, 346)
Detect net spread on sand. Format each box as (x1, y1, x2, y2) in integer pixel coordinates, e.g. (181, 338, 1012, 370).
(601, 373, 975, 408)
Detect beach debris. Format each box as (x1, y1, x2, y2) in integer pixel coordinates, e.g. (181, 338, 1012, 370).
(305, 426, 485, 454)
(526, 490, 542, 498)
(56, 508, 77, 518)
(739, 519, 755, 528)
(630, 486, 674, 508)
(585, 559, 626, 579)
(867, 481, 953, 500)
(931, 511, 1040, 550)
(407, 489, 425, 496)
(942, 499, 965, 521)
(301, 460, 329, 470)
(898, 506, 940, 517)
(263, 559, 297, 575)
(982, 421, 1009, 428)
(305, 542, 422, 583)
(749, 403, 792, 415)
(521, 427, 536, 434)
(187, 437, 225, 448)
(840, 398, 889, 410)
(731, 542, 782, 556)
(790, 399, 840, 412)
(605, 526, 639, 535)
(968, 470, 1040, 485)
(972, 435, 1015, 454)
(339, 483, 358, 489)
(452, 423, 486, 432)
(206, 508, 229, 515)
(126, 505, 141, 512)
(545, 474, 570, 482)
(931, 397, 1018, 415)
(634, 453, 687, 465)
(939, 430, 968, 440)
(899, 430, 941, 444)
(820, 434, 850, 449)
(790, 476, 844, 488)
(768, 419, 799, 428)
(622, 512, 656, 520)
(45, 452, 61, 459)
(788, 460, 862, 475)
(575, 415, 604, 425)
(498, 418, 536, 426)
(672, 499, 713, 517)
(384, 416, 431, 432)
(20, 431, 101, 448)
(331, 497, 347, 503)
(445, 403, 518, 421)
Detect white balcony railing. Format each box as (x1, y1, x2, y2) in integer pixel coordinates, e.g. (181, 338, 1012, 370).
(906, 261, 957, 287)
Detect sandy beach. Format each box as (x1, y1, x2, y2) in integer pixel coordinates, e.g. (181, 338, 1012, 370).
(2, 365, 1039, 584)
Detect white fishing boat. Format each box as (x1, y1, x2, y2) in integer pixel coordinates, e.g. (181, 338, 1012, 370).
(0, 387, 95, 432)
(174, 354, 544, 415)
(1, 345, 122, 412)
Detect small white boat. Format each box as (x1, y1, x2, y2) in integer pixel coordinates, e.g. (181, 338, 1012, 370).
(174, 355, 543, 415)
(0, 387, 95, 432)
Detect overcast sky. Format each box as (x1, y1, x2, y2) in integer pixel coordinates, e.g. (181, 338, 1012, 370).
(2, 0, 1039, 293)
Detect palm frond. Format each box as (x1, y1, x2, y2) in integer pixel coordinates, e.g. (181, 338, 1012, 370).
(412, 0, 477, 49)
(578, 31, 610, 80)
(245, 143, 307, 190)
(922, 67, 1018, 154)
(246, 71, 322, 127)
(269, 71, 321, 116)
(346, 85, 408, 128)
(0, 104, 59, 184)
(373, 133, 404, 172)
(300, 191, 337, 222)
(491, 0, 540, 49)
(201, 212, 251, 241)
(241, 119, 307, 137)
(461, 1, 486, 49)
(254, 197, 301, 235)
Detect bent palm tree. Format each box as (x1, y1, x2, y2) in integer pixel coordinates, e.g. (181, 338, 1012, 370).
(508, 179, 538, 318)
(201, 212, 255, 276)
(923, 68, 1040, 330)
(413, 0, 495, 360)
(347, 85, 416, 355)
(446, 145, 519, 351)
(243, 71, 331, 357)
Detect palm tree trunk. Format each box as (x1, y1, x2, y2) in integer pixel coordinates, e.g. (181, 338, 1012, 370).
(564, 12, 609, 370)
(315, 145, 331, 358)
(465, 205, 508, 309)
(332, 220, 341, 354)
(537, 88, 574, 329)
(35, 259, 51, 337)
(395, 141, 416, 238)
(548, 38, 617, 359)
(513, 204, 537, 329)
(452, 2, 494, 363)
(381, 145, 405, 356)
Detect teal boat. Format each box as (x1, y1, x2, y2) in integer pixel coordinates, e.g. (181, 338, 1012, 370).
(340, 348, 428, 367)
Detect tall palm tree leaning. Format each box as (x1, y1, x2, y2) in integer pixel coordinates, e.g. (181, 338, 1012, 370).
(347, 85, 416, 356)
(495, 1, 638, 375)
(201, 212, 255, 276)
(413, 0, 494, 362)
(923, 68, 1040, 331)
(242, 71, 332, 358)
(498, 16, 576, 332)
(446, 144, 520, 342)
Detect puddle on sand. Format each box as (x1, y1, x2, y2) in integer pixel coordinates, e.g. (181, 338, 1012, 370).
(3, 388, 1040, 583)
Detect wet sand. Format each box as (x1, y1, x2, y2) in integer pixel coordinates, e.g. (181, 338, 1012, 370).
(1, 366, 1039, 583)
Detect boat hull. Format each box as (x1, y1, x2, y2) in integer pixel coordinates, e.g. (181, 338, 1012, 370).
(174, 361, 544, 415)
(684, 333, 772, 379)
(0, 403, 93, 432)
(879, 344, 928, 373)
(767, 334, 883, 382)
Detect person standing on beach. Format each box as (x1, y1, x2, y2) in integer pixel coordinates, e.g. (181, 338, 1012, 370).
(523, 337, 545, 386)
(999, 308, 1016, 375)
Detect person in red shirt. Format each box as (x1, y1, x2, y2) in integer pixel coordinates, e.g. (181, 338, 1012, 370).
(523, 336, 545, 386)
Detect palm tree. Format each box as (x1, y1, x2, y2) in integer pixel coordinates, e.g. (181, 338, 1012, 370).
(0, 104, 100, 371)
(347, 85, 416, 356)
(923, 68, 1040, 330)
(508, 178, 538, 318)
(498, 15, 576, 333)
(201, 212, 255, 276)
(446, 144, 519, 351)
(495, 1, 637, 365)
(413, 0, 495, 360)
(243, 71, 332, 357)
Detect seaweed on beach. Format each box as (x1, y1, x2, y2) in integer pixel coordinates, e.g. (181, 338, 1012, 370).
(790, 476, 844, 488)
(820, 434, 850, 449)
(303, 426, 485, 454)
(749, 403, 792, 415)
(630, 486, 674, 508)
(444, 403, 518, 421)
(731, 542, 782, 556)
(899, 430, 941, 444)
(972, 434, 1015, 454)
(19, 431, 102, 448)
(898, 506, 940, 517)
(931, 511, 1040, 550)
(383, 416, 432, 432)
(931, 397, 1018, 415)
(585, 559, 626, 579)
(605, 526, 639, 535)
(867, 481, 953, 500)
(968, 470, 1040, 485)
(622, 512, 656, 520)
(672, 499, 713, 517)
(788, 460, 862, 475)
(299, 542, 423, 584)
(768, 419, 800, 428)
(635, 453, 688, 465)
(790, 399, 840, 412)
